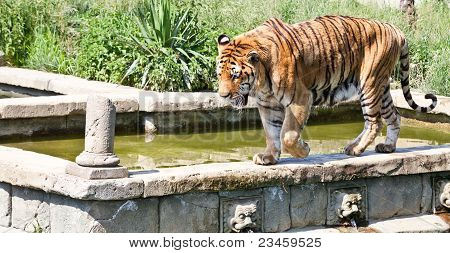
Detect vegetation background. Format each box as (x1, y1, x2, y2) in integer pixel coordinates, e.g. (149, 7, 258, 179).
(0, 0, 448, 95)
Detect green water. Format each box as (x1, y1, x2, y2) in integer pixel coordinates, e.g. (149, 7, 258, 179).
(1, 122, 449, 169)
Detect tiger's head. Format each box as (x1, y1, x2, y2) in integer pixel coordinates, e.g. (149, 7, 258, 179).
(216, 34, 262, 108)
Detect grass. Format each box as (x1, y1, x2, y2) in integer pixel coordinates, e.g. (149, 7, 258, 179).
(0, 0, 448, 95)
(194, 0, 449, 95)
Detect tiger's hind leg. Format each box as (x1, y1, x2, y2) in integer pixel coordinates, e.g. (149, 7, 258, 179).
(344, 84, 384, 156)
(376, 87, 401, 153)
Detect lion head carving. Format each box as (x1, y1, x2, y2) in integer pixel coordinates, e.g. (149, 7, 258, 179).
(439, 182, 450, 209)
(229, 204, 257, 233)
(337, 193, 362, 219)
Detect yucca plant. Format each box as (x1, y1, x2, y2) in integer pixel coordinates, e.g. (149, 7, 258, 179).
(123, 0, 211, 91)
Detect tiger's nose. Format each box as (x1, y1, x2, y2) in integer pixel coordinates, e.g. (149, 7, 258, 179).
(219, 91, 231, 98)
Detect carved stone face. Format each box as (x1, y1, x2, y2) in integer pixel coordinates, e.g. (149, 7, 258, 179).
(337, 193, 362, 218)
(327, 186, 367, 226)
(439, 182, 450, 209)
(229, 204, 257, 233)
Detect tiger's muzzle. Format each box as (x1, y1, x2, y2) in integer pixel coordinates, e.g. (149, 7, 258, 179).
(229, 83, 251, 108)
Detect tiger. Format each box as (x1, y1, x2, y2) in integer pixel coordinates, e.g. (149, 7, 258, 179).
(216, 15, 437, 165)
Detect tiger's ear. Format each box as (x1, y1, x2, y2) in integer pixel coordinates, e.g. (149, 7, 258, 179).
(217, 34, 230, 46)
(247, 51, 259, 64)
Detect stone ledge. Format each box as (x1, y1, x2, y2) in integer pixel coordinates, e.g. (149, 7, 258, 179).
(286, 214, 450, 233)
(0, 94, 138, 119)
(286, 226, 341, 233)
(0, 145, 449, 200)
(139, 91, 256, 112)
(136, 145, 450, 197)
(0, 67, 136, 95)
(391, 89, 450, 117)
(0, 146, 143, 200)
(1, 67, 449, 119)
(369, 214, 450, 233)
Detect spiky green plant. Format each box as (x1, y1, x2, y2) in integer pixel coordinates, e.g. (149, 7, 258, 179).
(124, 0, 211, 91)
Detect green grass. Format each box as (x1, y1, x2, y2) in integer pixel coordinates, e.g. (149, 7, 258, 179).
(0, 0, 448, 95)
(194, 0, 449, 95)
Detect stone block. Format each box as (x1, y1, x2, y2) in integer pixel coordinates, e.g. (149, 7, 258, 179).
(0, 117, 68, 137)
(11, 187, 50, 233)
(160, 193, 219, 233)
(220, 195, 263, 233)
(66, 164, 128, 180)
(0, 183, 11, 227)
(49, 194, 159, 233)
(286, 226, 340, 233)
(421, 173, 433, 213)
(432, 175, 450, 213)
(290, 183, 327, 228)
(0, 146, 144, 201)
(367, 175, 422, 220)
(219, 188, 262, 198)
(369, 214, 450, 233)
(326, 184, 368, 226)
(263, 186, 290, 232)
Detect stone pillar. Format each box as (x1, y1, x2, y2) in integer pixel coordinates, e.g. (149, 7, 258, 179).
(66, 95, 128, 179)
(76, 95, 119, 167)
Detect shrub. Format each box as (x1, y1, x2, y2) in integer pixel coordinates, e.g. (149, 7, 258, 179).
(74, 11, 139, 84)
(0, 0, 56, 65)
(124, 0, 214, 91)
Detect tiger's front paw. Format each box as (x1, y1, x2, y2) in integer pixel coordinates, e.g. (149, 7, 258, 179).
(375, 143, 396, 153)
(344, 144, 363, 156)
(283, 141, 310, 158)
(253, 153, 278, 165)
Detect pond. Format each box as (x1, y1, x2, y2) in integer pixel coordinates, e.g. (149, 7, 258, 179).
(1, 121, 449, 169)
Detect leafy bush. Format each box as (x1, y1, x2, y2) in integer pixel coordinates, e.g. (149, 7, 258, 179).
(74, 11, 139, 84)
(0, 0, 56, 65)
(124, 0, 214, 91)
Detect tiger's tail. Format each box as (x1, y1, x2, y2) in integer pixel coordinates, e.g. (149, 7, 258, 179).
(399, 40, 437, 113)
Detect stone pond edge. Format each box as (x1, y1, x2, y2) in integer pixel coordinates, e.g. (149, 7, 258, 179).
(0, 144, 448, 200)
(0, 67, 449, 119)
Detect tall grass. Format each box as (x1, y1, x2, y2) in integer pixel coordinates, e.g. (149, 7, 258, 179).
(192, 0, 449, 95)
(25, 27, 73, 74)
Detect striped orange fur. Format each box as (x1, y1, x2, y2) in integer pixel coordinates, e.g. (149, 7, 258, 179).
(216, 15, 437, 165)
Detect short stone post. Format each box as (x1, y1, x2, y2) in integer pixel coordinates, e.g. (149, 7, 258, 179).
(66, 95, 128, 179)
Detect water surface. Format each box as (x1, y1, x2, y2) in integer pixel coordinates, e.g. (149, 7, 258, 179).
(2, 122, 449, 169)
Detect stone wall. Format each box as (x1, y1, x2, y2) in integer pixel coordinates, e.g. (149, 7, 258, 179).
(0, 170, 448, 233)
